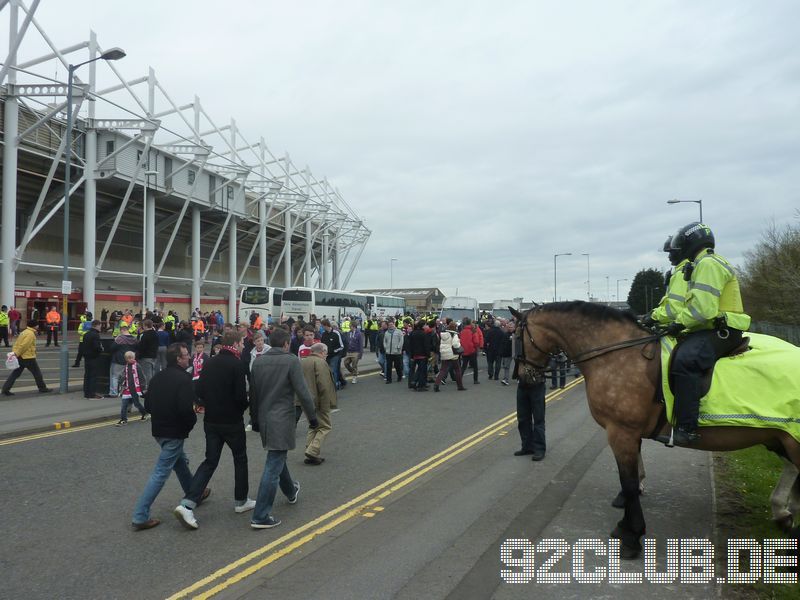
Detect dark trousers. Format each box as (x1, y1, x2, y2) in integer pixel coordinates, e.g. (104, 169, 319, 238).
(83, 357, 99, 398)
(549, 360, 567, 388)
(409, 358, 428, 389)
(460, 353, 479, 382)
(73, 341, 84, 366)
(486, 352, 500, 379)
(435, 359, 464, 388)
(671, 328, 743, 431)
(0, 325, 8, 347)
(516, 382, 546, 453)
(185, 421, 249, 505)
(3, 358, 47, 392)
(385, 354, 403, 382)
(46, 326, 59, 346)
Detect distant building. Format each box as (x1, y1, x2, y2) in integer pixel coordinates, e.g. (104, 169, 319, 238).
(354, 288, 446, 313)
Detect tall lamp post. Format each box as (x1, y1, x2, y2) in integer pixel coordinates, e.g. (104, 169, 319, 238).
(667, 198, 703, 222)
(581, 252, 590, 300)
(553, 253, 572, 302)
(616, 278, 628, 303)
(390, 257, 398, 289)
(60, 46, 126, 393)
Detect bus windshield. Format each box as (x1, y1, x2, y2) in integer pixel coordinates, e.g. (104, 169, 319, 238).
(241, 287, 269, 305)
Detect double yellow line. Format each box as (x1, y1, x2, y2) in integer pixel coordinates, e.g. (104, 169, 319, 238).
(168, 377, 584, 599)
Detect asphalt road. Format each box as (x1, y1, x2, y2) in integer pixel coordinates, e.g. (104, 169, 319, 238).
(0, 360, 720, 600)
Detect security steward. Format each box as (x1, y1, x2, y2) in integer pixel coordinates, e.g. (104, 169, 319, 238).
(46, 306, 61, 347)
(662, 223, 751, 445)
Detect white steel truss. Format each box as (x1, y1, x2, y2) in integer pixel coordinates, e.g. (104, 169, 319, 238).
(0, 0, 371, 316)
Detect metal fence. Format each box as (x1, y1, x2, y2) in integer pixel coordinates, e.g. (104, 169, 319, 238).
(750, 321, 800, 346)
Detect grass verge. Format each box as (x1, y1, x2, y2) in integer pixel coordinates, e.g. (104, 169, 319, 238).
(714, 447, 797, 600)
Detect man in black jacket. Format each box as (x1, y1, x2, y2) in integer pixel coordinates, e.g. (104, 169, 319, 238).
(131, 342, 201, 531)
(82, 320, 103, 399)
(173, 331, 252, 529)
(137, 319, 159, 386)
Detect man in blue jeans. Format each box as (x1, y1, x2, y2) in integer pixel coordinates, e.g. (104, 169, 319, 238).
(249, 328, 318, 529)
(131, 342, 207, 530)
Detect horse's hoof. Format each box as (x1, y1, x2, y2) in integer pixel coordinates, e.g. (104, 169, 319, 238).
(774, 515, 794, 533)
(611, 492, 625, 509)
(620, 545, 641, 560)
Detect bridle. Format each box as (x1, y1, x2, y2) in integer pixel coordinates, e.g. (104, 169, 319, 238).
(515, 307, 662, 371)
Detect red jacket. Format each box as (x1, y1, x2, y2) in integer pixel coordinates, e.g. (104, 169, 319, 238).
(458, 325, 484, 356)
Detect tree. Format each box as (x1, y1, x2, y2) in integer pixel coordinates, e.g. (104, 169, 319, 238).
(739, 221, 800, 325)
(626, 268, 667, 315)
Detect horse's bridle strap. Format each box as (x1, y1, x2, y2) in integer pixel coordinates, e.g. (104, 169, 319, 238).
(570, 335, 661, 364)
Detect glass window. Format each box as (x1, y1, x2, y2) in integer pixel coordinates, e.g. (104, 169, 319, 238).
(105, 140, 115, 156)
(282, 289, 312, 302)
(188, 169, 196, 184)
(241, 287, 269, 305)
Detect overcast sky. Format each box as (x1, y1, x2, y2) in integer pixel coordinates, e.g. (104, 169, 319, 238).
(19, 0, 800, 302)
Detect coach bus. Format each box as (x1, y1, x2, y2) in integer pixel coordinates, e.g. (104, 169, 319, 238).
(364, 294, 405, 318)
(238, 286, 283, 324)
(281, 287, 369, 323)
(490, 299, 520, 320)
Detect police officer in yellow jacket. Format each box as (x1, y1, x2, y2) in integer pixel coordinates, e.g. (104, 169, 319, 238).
(664, 223, 751, 444)
(643, 237, 690, 327)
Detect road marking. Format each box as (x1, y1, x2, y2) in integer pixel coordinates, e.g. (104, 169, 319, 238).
(0, 419, 121, 446)
(168, 377, 585, 599)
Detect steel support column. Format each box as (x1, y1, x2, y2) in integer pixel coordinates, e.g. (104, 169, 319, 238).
(321, 231, 329, 289)
(283, 213, 292, 287)
(228, 217, 237, 322)
(1, 3, 19, 308)
(145, 183, 155, 309)
(304, 219, 312, 286)
(192, 206, 201, 311)
(259, 199, 267, 287)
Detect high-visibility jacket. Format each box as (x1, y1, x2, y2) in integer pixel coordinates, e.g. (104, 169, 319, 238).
(122, 314, 133, 326)
(46, 310, 61, 327)
(192, 320, 205, 335)
(0, 311, 8, 327)
(164, 314, 175, 326)
(128, 321, 138, 336)
(650, 259, 690, 325)
(78, 315, 90, 341)
(676, 248, 751, 332)
(368, 320, 380, 331)
(253, 315, 263, 330)
(341, 319, 351, 333)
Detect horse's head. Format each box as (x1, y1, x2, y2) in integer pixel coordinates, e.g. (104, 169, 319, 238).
(513, 304, 561, 373)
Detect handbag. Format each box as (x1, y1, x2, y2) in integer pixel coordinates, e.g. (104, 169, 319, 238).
(450, 334, 464, 355)
(5, 352, 19, 370)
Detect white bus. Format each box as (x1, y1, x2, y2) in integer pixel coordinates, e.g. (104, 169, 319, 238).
(364, 294, 405, 319)
(238, 286, 284, 324)
(490, 299, 521, 320)
(439, 296, 479, 325)
(281, 287, 369, 323)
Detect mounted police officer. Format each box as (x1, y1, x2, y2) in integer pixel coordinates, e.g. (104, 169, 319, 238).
(662, 223, 751, 445)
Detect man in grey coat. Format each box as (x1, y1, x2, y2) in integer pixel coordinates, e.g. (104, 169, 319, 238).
(249, 327, 318, 529)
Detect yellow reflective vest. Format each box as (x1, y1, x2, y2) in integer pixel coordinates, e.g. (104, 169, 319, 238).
(0, 311, 8, 327)
(650, 259, 689, 325)
(676, 249, 751, 332)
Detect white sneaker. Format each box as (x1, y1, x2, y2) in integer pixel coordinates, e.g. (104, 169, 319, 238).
(351, 377, 357, 384)
(234, 498, 257, 513)
(245, 424, 252, 432)
(173, 505, 198, 530)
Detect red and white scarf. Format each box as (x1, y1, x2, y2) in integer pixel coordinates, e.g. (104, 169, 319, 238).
(192, 352, 205, 380)
(122, 363, 142, 400)
(221, 345, 241, 359)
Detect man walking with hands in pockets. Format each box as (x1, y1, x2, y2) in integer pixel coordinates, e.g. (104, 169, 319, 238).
(249, 327, 318, 529)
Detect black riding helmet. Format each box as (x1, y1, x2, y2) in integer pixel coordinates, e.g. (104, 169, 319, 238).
(662, 235, 682, 266)
(669, 222, 714, 262)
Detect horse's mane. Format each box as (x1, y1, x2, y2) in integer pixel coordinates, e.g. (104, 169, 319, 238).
(538, 301, 643, 328)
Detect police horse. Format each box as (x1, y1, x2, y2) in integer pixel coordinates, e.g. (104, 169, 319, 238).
(511, 302, 800, 559)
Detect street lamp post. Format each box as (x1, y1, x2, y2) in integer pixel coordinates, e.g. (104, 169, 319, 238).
(553, 253, 572, 302)
(616, 278, 628, 304)
(60, 47, 126, 393)
(390, 258, 398, 289)
(581, 253, 590, 300)
(667, 198, 703, 222)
